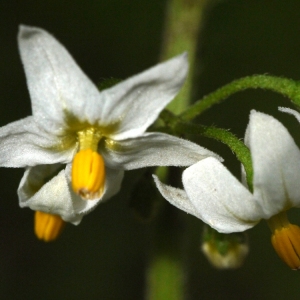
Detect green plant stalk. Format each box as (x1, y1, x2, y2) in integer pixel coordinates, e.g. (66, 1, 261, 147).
(146, 253, 184, 300)
(147, 1, 213, 299)
(161, 0, 211, 114)
(180, 75, 300, 121)
(146, 205, 185, 300)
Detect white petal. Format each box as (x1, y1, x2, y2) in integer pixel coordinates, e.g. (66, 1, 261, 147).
(18, 25, 101, 132)
(0, 117, 74, 167)
(101, 132, 222, 169)
(18, 164, 124, 224)
(100, 167, 124, 201)
(64, 164, 124, 215)
(246, 110, 300, 217)
(183, 158, 261, 233)
(18, 164, 83, 224)
(98, 54, 188, 140)
(153, 175, 201, 217)
(279, 107, 300, 123)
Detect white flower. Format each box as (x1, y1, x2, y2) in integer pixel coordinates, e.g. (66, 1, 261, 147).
(0, 25, 220, 226)
(154, 110, 300, 269)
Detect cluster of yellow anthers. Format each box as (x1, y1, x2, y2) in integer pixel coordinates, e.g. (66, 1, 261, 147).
(35, 128, 106, 242)
(35, 211, 65, 242)
(72, 128, 105, 200)
(269, 212, 300, 270)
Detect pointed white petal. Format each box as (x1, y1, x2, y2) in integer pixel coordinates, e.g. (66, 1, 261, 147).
(279, 107, 300, 123)
(64, 164, 124, 215)
(183, 158, 261, 233)
(18, 164, 83, 224)
(18, 25, 101, 132)
(246, 110, 300, 217)
(153, 175, 201, 217)
(18, 164, 124, 224)
(0, 117, 74, 167)
(101, 132, 222, 169)
(98, 54, 188, 140)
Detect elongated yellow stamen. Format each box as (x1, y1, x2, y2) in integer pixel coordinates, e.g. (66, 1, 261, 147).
(268, 212, 300, 270)
(71, 127, 105, 200)
(34, 211, 65, 242)
(72, 149, 105, 200)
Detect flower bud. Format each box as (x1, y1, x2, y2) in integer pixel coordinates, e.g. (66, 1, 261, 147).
(201, 225, 248, 269)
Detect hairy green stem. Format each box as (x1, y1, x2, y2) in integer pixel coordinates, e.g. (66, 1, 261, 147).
(158, 110, 253, 191)
(177, 122, 253, 191)
(180, 75, 300, 121)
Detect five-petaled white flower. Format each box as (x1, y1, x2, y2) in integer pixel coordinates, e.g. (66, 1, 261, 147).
(154, 110, 300, 269)
(0, 25, 220, 234)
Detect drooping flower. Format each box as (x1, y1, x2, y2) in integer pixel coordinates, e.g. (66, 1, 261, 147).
(154, 110, 300, 269)
(0, 25, 220, 240)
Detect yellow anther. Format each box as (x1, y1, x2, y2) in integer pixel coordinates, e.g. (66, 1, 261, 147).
(34, 211, 65, 242)
(71, 148, 105, 200)
(268, 212, 300, 270)
(271, 224, 300, 270)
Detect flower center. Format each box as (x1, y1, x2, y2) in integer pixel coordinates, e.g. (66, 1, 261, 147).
(71, 128, 105, 200)
(267, 211, 300, 270)
(34, 211, 65, 242)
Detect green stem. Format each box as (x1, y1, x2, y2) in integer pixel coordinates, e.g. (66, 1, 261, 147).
(157, 110, 253, 191)
(146, 253, 184, 300)
(146, 206, 184, 300)
(147, 1, 214, 299)
(161, 0, 212, 114)
(180, 75, 300, 121)
(175, 122, 253, 191)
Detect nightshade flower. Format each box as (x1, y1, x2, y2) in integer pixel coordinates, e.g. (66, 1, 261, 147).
(0, 25, 220, 241)
(154, 110, 300, 269)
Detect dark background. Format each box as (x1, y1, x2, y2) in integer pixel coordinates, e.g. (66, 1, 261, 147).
(1, 0, 300, 299)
